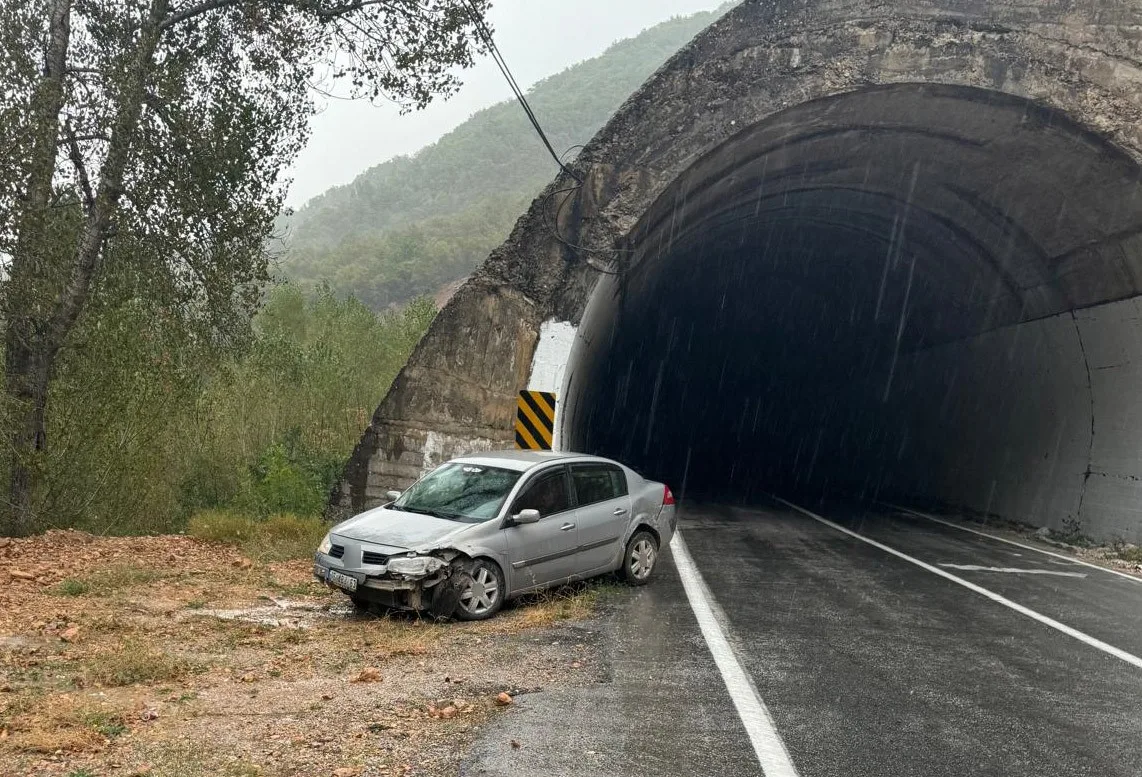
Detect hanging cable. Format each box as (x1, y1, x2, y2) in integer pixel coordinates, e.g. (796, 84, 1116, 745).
(461, 1, 629, 274)
(461, 0, 581, 182)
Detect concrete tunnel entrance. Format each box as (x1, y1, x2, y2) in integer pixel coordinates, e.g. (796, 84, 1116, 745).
(559, 84, 1142, 538)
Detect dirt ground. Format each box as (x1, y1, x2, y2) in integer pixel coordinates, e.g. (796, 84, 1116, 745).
(0, 531, 614, 777)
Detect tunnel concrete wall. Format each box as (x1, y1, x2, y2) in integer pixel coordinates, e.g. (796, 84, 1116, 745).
(334, 0, 1142, 541)
(876, 296, 1142, 542)
(881, 311, 1091, 534)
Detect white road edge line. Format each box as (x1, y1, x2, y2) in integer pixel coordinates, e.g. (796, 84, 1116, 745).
(773, 497, 1142, 671)
(669, 531, 800, 777)
(883, 502, 1142, 585)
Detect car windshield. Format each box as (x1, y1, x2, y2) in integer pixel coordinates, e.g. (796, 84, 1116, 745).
(392, 462, 522, 523)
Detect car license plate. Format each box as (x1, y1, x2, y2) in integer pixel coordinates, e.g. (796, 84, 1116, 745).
(327, 569, 358, 592)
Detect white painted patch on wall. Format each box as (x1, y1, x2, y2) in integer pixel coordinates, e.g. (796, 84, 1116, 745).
(421, 430, 497, 473)
(422, 430, 446, 472)
(527, 319, 577, 449)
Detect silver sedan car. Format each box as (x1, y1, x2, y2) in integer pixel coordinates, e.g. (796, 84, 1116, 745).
(314, 450, 677, 620)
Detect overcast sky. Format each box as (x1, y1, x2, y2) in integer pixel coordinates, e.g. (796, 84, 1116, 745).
(285, 0, 728, 207)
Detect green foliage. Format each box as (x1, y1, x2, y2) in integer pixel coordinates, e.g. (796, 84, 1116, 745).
(52, 579, 90, 597)
(81, 710, 127, 738)
(281, 6, 732, 308)
(1116, 544, 1142, 562)
(0, 0, 490, 535)
(20, 282, 432, 535)
(187, 510, 329, 562)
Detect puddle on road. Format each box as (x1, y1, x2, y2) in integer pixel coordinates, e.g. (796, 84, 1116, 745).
(195, 596, 359, 629)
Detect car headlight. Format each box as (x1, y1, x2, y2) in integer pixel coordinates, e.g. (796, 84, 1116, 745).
(385, 555, 446, 577)
(317, 534, 333, 555)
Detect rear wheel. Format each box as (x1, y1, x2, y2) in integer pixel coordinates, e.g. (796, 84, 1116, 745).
(621, 530, 659, 585)
(452, 559, 506, 621)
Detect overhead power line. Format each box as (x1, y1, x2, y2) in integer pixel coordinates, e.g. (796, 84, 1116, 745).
(461, 1, 627, 274)
(461, 0, 581, 182)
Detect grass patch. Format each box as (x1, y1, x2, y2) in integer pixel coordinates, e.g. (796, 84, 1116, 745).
(86, 641, 197, 687)
(1116, 544, 1142, 563)
(3, 697, 128, 754)
(53, 578, 91, 597)
(84, 565, 167, 593)
(188, 510, 327, 562)
(81, 710, 127, 738)
(509, 581, 614, 628)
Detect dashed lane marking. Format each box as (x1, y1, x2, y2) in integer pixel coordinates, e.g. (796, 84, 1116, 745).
(937, 563, 1087, 578)
(884, 502, 1142, 585)
(670, 531, 801, 777)
(774, 497, 1142, 672)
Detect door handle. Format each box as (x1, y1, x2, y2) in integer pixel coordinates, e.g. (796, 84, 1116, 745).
(560, 522, 576, 531)
(613, 508, 628, 516)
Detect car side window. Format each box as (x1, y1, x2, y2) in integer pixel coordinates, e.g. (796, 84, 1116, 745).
(571, 464, 628, 507)
(510, 469, 571, 517)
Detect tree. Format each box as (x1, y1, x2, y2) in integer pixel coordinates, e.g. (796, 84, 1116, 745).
(0, 0, 490, 534)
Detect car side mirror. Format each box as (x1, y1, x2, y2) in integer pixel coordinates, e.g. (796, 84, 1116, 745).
(512, 509, 541, 525)
(386, 490, 401, 502)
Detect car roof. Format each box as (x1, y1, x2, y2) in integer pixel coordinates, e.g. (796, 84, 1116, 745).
(451, 449, 605, 472)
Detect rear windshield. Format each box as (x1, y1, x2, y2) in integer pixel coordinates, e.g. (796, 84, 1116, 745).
(392, 462, 522, 523)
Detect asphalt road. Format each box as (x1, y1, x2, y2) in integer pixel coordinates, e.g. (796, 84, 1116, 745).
(463, 500, 1142, 777)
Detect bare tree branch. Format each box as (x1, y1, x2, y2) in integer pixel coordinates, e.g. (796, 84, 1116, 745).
(159, 0, 242, 30)
(57, 132, 110, 145)
(63, 121, 95, 213)
(159, 0, 400, 30)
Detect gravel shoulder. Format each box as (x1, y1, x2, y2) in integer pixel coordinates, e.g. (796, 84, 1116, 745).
(0, 530, 619, 777)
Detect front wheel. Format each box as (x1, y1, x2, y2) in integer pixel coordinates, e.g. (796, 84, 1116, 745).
(452, 559, 506, 621)
(621, 530, 659, 585)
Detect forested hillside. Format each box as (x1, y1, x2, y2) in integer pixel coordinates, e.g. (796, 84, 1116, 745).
(282, 7, 729, 310)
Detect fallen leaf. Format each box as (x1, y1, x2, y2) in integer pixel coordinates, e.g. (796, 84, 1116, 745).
(352, 667, 382, 683)
(439, 705, 457, 719)
(321, 693, 334, 701)
(510, 740, 521, 750)
(240, 672, 257, 683)
(60, 626, 81, 643)
(332, 768, 361, 777)
(495, 692, 513, 706)
(8, 569, 34, 581)
(233, 558, 253, 570)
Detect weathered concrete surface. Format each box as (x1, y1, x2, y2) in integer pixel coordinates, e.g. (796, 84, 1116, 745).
(336, 0, 1142, 540)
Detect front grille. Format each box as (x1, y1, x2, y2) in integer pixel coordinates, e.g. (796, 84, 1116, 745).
(362, 551, 388, 566)
(329, 544, 345, 559)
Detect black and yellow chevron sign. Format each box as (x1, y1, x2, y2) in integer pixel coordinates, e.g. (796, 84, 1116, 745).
(515, 390, 556, 450)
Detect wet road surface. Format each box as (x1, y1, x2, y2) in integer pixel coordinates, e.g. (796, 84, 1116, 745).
(463, 500, 1142, 777)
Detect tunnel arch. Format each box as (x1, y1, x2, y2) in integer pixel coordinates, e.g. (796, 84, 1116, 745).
(337, 0, 1142, 541)
(561, 83, 1142, 534)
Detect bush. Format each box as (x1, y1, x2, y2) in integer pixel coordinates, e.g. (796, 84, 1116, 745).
(1117, 544, 1142, 563)
(188, 510, 328, 561)
(8, 283, 434, 535)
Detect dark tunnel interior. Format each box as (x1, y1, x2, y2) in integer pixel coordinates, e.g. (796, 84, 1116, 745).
(563, 84, 1142, 530)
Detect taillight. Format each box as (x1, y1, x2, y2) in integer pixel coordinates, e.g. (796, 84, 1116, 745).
(663, 485, 675, 505)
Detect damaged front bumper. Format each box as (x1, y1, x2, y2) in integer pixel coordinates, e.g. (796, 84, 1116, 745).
(314, 551, 454, 611)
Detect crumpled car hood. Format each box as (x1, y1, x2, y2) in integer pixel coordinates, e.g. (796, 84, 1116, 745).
(331, 506, 467, 551)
